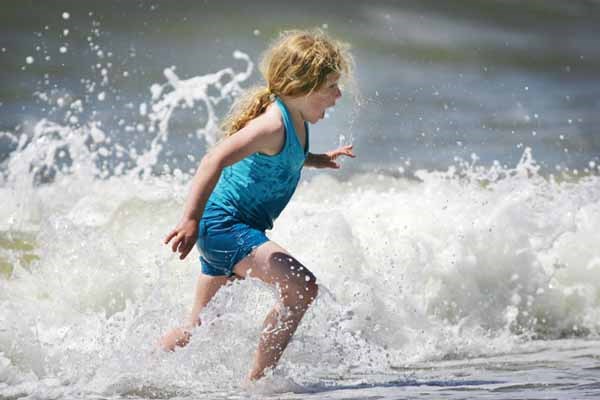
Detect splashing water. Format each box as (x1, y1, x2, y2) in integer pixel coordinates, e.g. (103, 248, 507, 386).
(136, 50, 254, 179)
(148, 50, 253, 145)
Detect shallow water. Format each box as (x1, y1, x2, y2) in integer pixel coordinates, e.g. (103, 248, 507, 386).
(3, 167, 600, 399)
(2, 1, 600, 399)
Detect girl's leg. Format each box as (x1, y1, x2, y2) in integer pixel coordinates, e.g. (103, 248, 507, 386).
(160, 273, 231, 351)
(186, 273, 241, 328)
(232, 241, 319, 381)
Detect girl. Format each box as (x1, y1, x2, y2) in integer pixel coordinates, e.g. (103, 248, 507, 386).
(161, 29, 355, 381)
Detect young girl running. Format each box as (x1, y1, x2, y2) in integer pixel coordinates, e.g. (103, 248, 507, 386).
(161, 29, 355, 381)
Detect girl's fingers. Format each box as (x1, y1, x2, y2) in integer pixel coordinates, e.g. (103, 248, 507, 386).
(180, 242, 193, 260)
(176, 235, 197, 259)
(165, 226, 196, 258)
(171, 233, 184, 252)
(343, 145, 355, 157)
(164, 229, 177, 244)
(332, 151, 354, 160)
(332, 145, 355, 158)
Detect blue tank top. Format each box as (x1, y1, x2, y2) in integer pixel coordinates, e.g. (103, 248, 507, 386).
(206, 97, 309, 231)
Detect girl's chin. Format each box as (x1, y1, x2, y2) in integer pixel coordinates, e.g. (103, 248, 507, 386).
(306, 111, 325, 124)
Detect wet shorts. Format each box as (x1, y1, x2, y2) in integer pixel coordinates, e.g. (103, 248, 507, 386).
(196, 204, 269, 276)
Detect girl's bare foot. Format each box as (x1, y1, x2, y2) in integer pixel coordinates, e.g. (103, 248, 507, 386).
(159, 327, 191, 351)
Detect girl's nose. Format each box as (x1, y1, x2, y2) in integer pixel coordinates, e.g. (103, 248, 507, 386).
(335, 86, 342, 99)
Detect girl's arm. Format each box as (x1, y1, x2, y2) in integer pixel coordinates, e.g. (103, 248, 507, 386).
(304, 144, 355, 169)
(164, 108, 285, 260)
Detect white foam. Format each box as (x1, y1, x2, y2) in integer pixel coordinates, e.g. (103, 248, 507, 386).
(4, 154, 600, 394)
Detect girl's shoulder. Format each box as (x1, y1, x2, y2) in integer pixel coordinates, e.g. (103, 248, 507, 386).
(264, 102, 285, 132)
(246, 102, 285, 138)
(234, 103, 285, 156)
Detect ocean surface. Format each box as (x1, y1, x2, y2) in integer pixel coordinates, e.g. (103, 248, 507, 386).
(1, 1, 600, 399)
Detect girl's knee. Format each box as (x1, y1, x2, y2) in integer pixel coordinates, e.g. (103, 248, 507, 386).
(281, 278, 318, 309)
(305, 280, 318, 304)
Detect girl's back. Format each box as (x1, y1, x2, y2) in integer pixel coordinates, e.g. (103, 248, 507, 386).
(208, 98, 309, 231)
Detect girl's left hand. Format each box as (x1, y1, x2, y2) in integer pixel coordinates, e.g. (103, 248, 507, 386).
(311, 145, 356, 169)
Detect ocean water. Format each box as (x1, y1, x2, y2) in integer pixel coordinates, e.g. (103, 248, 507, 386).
(1, 1, 600, 399)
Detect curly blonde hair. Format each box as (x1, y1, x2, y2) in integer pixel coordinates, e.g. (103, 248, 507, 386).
(221, 29, 353, 137)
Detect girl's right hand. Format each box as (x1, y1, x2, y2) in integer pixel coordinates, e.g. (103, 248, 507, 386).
(164, 219, 198, 260)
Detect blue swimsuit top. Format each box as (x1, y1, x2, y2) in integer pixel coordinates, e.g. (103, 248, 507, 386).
(206, 97, 309, 231)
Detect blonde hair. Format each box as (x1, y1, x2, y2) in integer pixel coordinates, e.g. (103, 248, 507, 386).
(221, 29, 353, 137)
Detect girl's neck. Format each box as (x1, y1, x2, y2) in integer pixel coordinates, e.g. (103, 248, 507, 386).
(279, 95, 306, 124)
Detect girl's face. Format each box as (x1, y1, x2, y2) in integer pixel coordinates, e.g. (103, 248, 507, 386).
(301, 73, 342, 123)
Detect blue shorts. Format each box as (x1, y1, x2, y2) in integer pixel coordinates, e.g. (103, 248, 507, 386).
(196, 204, 269, 276)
